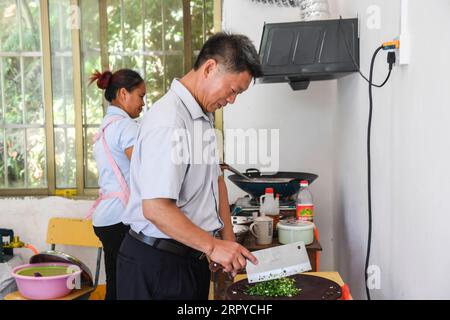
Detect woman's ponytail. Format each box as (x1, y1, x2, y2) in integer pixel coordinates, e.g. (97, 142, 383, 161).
(89, 70, 113, 90)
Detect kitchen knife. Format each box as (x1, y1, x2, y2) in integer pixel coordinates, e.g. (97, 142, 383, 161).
(245, 241, 312, 283)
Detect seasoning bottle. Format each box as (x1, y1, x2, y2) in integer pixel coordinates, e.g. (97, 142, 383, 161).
(295, 180, 314, 222)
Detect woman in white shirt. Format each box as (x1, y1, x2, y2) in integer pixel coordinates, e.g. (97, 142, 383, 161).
(88, 69, 145, 300)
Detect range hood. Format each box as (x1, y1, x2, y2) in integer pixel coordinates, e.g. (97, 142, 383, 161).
(257, 18, 359, 90)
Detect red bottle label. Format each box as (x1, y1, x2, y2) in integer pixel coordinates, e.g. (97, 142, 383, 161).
(296, 204, 314, 222)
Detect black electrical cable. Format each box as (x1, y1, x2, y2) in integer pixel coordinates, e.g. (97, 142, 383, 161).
(365, 45, 384, 301)
(339, 16, 397, 301)
(338, 17, 391, 88)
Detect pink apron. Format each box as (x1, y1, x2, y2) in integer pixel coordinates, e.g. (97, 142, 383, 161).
(86, 116, 131, 219)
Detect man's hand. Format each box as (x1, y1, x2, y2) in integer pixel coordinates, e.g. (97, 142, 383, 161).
(208, 238, 258, 277)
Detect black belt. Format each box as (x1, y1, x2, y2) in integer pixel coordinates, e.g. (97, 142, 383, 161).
(128, 229, 206, 260)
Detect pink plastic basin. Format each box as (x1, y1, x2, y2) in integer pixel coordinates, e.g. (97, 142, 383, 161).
(12, 262, 82, 300)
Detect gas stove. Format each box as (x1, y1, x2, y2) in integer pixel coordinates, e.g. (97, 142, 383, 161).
(232, 195, 296, 216)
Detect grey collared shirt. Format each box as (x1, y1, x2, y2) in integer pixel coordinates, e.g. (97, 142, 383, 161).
(122, 79, 224, 238)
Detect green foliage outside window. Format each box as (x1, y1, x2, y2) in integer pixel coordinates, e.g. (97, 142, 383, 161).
(0, 0, 214, 192)
(0, 0, 46, 189)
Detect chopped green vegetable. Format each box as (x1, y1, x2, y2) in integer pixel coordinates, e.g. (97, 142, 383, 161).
(244, 278, 301, 297)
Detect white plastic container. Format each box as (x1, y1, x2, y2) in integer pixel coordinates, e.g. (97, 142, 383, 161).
(260, 188, 277, 216)
(277, 220, 315, 245)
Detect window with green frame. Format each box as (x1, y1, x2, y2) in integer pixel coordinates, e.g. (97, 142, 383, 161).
(0, 0, 217, 195)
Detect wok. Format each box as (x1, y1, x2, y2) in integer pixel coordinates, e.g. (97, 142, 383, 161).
(227, 168, 318, 199)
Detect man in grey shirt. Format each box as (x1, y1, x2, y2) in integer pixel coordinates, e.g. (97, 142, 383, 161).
(118, 33, 263, 300)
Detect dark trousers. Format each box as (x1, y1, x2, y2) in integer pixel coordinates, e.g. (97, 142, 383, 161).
(117, 232, 211, 300)
(93, 222, 130, 300)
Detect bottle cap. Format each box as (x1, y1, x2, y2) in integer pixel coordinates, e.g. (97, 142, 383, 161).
(265, 188, 274, 194)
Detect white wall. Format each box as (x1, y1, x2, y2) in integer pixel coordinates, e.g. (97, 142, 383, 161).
(334, 0, 450, 299)
(222, 0, 340, 272)
(223, 0, 450, 300)
(0, 197, 105, 284)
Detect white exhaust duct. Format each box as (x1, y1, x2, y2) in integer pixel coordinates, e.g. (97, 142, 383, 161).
(250, 0, 301, 7)
(299, 0, 330, 20)
(251, 0, 330, 20)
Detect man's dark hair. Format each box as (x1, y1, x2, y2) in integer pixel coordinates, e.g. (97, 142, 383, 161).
(194, 32, 263, 78)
